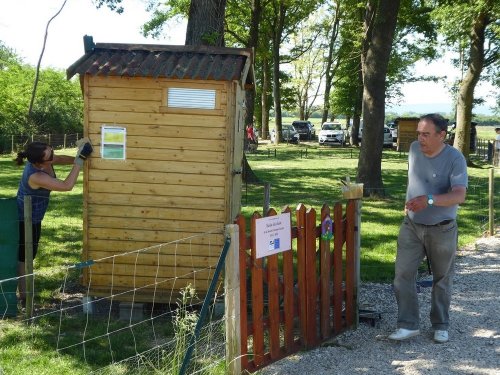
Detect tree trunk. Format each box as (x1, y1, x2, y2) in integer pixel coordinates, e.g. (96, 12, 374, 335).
(357, 0, 400, 196)
(272, 36, 283, 142)
(245, 0, 261, 130)
(272, 1, 286, 143)
(350, 62, 363, 146)
(299, 96, 305, 120)
(454, 10, 489, 165)
(321, 5, 341, 124)
(261, 57, 270, 140)
(184, 0, 257, 186)
(185, 0, 227, 46)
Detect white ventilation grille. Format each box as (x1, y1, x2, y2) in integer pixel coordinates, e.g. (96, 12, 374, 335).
(167, 88, 216, 109)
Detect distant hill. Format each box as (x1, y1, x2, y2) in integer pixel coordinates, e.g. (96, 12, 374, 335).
(387, 103, 495, 116)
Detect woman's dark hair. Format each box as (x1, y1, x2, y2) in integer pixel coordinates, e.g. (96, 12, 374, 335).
(14, 142, 49, 166)
(420, 113, 448, 133)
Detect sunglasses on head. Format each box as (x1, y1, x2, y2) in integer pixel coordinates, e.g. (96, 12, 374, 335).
(44, 148, 54, 162)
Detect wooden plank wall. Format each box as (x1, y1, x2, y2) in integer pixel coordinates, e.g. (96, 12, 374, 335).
(82, 76, 233, 301)
(397, 118, 419, 152)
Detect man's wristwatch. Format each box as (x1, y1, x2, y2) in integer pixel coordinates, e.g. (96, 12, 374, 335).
(427, 194, 434, 206)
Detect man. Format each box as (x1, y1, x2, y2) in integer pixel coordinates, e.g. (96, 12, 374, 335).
(389, 114, 468, 343)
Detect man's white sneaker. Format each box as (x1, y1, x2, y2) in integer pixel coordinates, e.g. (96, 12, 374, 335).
(388, 328, 420, 341)
(434, 330, 448, 343)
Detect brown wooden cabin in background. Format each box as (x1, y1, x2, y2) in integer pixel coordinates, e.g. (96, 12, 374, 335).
(395, 117, 420, 152)
(67, 36, 254, 302)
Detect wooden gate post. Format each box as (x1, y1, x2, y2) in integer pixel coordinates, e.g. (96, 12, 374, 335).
(353, 199, 362, 328)
(225, 224, 241, 374)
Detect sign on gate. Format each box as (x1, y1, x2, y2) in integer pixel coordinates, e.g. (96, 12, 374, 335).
(255, 212, 291, 258)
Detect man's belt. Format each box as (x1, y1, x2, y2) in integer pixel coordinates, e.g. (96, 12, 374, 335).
(422, 219, 454, 227)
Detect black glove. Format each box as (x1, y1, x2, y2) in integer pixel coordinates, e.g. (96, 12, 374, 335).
(74, 142, 93, 167)
(79, 142, 93, 160)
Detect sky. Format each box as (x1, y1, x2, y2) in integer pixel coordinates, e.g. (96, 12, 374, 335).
(0, 0, 496, 116)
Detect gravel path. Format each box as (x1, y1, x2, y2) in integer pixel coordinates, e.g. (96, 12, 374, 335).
(260, 235, 500, 375)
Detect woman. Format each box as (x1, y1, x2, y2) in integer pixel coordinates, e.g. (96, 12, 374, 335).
(15, 141, 92, 303)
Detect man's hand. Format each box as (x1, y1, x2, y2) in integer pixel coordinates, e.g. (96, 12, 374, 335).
(405, 195, 428, 213)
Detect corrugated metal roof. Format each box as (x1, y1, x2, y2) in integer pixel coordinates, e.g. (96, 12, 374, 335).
(67, 40, 253, 83)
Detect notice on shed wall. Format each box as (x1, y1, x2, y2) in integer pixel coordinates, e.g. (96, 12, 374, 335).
(101, 126, 126, 160)
(255, 212, 291, 259)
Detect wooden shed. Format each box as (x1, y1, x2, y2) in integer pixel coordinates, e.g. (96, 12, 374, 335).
(67, 37, 253, 302)
(396, 117, 420, 152)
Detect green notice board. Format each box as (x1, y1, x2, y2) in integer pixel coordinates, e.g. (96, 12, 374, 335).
(0, 198, 19, 317)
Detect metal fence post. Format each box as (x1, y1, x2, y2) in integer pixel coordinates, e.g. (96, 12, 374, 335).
(489, 168, 494, 236)
(179, 236, 232, 375)
(263, 183, 271, 216)
(225, 224, 241, 375)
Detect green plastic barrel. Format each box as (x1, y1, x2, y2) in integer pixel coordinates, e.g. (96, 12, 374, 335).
(0, 198, 19, 317)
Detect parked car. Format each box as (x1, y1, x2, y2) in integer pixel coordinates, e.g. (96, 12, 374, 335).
(387, 122, 398, 141)
(318, 122, 346, 146)
(447, 122, 477, 152)
(383, 126, 393, 147)
(356, 120, 364, 141)
(292, 120, 315, 140)
(270, 125, 300, 144)
(357, 124, 392, 147)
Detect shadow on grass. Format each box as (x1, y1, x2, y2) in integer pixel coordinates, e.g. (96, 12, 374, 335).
(0, 302, 176, 373)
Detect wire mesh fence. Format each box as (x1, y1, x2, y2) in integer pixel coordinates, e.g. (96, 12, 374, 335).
(0, 134, 82, 154)
(0, 193, 228, 374)
(0, 239, 228, 374)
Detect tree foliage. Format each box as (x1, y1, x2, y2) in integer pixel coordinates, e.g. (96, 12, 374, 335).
(0, 41, 83, 135)
(430, 0, 499, 162)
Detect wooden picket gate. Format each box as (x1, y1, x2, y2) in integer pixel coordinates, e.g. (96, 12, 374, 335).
(234, 200, 360, 373)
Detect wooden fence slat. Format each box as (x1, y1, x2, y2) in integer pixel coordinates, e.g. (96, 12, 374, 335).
(305, 207, 318, 347)
(265, 209, 281, 359)
(267, 254, 280, 358)
(333, 202, 344, 333)
(320, 204, 332, 339)
(295, 204, 308, 346)
(345, 200, 356, 327)
(281, 206, 295, 351)
(236, 215, 249, 370)
(251, 213, 265, 367)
